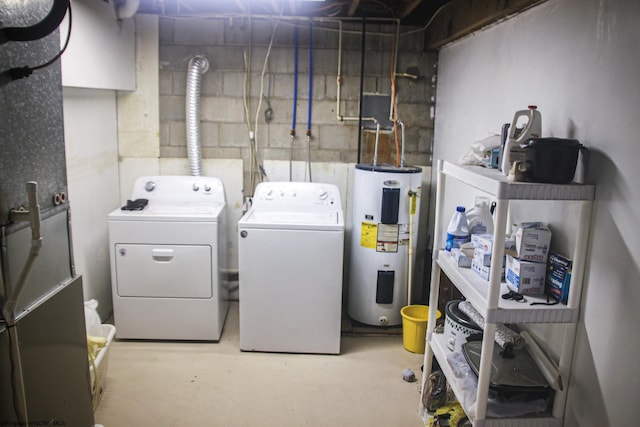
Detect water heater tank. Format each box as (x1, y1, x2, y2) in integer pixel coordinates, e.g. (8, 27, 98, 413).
(348, 164, 422, 326)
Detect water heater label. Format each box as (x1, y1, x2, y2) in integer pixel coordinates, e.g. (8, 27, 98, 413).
(376, 224, 399, 253)
(360, 222, 378, 249)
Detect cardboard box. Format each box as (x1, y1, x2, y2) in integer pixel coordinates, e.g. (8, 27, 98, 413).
(473, 247, 492, 266)
(505, 255, 547, 295)
(471, 259, 491, 280)
(471, 233, 515, 255)
(471, 258, 505, 281)
(547, 252, 572, 303)
(450, 247, 473, 268)
(506, 223, 552, 263)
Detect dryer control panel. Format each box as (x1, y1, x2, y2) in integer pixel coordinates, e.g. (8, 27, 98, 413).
(251, 182, 342, 209)
(130, 176, 226, 204)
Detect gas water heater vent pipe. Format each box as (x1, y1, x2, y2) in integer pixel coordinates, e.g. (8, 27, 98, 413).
(186, 55, 209, 177)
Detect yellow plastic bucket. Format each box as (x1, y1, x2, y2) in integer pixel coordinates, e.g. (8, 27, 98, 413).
(400, 305, 441, 354)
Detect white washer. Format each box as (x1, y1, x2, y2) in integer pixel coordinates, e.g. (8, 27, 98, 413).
(238, 182, 345, 354)
(108, 176, 228, 341)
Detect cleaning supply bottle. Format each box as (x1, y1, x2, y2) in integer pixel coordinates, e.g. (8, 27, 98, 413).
(445, 206, 470, 251)
(500, 106, 542, 175)
(466, 197, 494, 235)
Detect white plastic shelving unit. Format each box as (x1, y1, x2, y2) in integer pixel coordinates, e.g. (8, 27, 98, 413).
(420, 160, 595, 427)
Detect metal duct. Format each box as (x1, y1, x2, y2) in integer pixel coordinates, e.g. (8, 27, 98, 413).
(185, 55, 209, 177)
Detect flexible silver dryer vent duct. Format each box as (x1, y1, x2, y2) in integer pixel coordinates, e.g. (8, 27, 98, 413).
(185, 55, 209, 176)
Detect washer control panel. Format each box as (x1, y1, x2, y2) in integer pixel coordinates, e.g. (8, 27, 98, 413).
(251, 182, 342, 209)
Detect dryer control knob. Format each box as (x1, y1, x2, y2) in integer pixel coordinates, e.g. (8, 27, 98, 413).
(192, 183, 200, 191)
(144, 181, 156, 192)
(318, 190, 328, 200)
(204, 184, 212, 192)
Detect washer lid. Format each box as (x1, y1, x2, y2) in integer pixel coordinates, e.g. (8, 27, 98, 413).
(108, 202, 224, 222)
(239, 208, 344, 231)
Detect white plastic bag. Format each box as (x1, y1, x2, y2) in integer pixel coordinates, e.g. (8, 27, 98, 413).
(84, 299, 102, 336)
(459, 134, 501, 167)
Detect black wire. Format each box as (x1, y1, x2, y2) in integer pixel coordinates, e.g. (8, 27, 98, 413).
(30, 1, 72, 72)
(2, 1, 73, 83)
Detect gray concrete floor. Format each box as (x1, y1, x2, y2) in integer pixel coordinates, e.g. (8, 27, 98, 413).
(94, 302, 425, 427)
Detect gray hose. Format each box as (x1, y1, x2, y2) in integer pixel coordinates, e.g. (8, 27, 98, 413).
(185, 55, 209, 177)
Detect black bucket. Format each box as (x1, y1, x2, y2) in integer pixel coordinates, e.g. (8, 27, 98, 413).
(520, 137, 584, 184)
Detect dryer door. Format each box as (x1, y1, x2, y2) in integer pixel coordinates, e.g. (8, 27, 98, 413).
(114, 244, 213, 298)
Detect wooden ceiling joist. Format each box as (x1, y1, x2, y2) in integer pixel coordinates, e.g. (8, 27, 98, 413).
(424, 0, 548, 49)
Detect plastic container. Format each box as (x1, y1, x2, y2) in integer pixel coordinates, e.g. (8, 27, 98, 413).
(89, 323, 116, 408)
(445, 206, 470, 251)
(501, 106, 542, 175)
(400, 305, 441, 353)
(466, 197, 494, 235)
(444, 300, 482, 352)
(520, 137, 583, 183)
(84, 299, 116, 409)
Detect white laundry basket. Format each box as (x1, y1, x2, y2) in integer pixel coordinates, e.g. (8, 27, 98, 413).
(84, 300, 116, 409)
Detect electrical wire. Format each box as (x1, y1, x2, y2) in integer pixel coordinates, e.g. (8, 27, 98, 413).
(1, 2, 72, 85)
(251, 7, 282, 193)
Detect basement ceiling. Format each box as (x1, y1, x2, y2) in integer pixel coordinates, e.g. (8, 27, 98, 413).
(136, 0, 548, 48)
(136, 0, 453, 26)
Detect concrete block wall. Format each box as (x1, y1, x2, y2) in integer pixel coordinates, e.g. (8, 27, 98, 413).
(158, 17, 436, 194)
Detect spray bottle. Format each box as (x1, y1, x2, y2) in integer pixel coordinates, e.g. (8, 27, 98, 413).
(500, 106, 542, 175)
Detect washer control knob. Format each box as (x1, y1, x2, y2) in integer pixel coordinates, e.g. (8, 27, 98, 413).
(192, 183, 200, 192)
(144, 181, 156, 192)
(318, 190, 328, 200)
(204, 184, 212, 192)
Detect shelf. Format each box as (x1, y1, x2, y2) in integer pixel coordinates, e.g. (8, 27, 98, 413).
(437, 250, 579, 324)
(430, 333, 563, 427)
(441, 162, 595, 201)
(422, 159, 594, 426)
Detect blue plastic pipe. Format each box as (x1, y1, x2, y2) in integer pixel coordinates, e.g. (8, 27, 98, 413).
(307, 21, 313, 134)
(292, 26, 299, 134)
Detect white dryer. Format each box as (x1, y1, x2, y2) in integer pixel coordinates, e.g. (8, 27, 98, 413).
(238, 182, 345, 354)
(108, 176, 228, 341)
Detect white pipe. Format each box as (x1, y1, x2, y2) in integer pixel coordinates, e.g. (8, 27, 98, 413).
(419, 163, 446, 415)
(116, 0, 139, 19)
(185, 55, 209, 177)
(372, 122, 381, 166)
(3, 182, 42, 325)
(521, 331, 562, 392)
(407, 190, 416, 305)
(334, 18, 401, 123)
(398, 120, 406, 167)
(2, 181, 43, 425)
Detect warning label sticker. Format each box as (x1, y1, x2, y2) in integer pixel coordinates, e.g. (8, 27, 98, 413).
(360, 222, 378, 249)
(376, 224, 399, 253)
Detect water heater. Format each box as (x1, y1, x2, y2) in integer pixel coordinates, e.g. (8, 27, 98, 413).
(348, 164, 422, 326)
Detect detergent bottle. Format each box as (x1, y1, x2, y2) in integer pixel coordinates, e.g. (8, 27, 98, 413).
(500, 106, 542, 175)
(466, 196, 494, 235)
